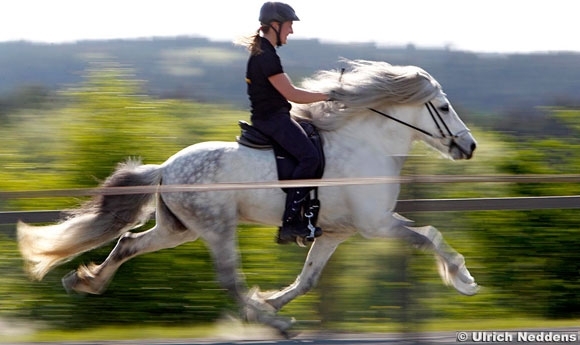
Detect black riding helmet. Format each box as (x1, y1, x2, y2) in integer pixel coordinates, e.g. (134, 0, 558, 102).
(259, 2, 299, 47)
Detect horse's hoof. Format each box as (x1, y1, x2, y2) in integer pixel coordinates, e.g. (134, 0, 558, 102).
(246, 287, 277, 313)
(280, 329, 300, 339)
(62, 270, 82, 295)
(270, 315, 295, 335)
(456, 281, 480, 296)
(62, 269, 106, 295)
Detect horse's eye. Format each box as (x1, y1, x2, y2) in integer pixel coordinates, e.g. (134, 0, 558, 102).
(439, 104, 450, 112)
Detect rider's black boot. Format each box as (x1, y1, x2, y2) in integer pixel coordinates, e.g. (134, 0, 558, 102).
(277, 188, 322, 245)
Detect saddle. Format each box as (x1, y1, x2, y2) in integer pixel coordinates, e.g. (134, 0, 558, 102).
(236, 120, 325, 232)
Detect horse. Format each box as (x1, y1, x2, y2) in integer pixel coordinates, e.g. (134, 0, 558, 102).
(17, 59, 478, 335)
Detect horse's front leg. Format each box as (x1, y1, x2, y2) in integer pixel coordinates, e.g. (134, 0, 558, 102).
(361, 212, 479, 296)
(407, 224, 478, 295)
(249, 233, 349, 312)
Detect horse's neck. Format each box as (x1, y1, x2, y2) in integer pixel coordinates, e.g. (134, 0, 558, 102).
(324, 112, 413, 174)
(333, 113, 414, 154)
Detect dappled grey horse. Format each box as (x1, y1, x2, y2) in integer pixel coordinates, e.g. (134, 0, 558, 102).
(18, 60, 478, 334)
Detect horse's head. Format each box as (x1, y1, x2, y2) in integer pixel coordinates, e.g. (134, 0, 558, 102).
(416, 92, 477, 160)
(295, 60, 477, 160)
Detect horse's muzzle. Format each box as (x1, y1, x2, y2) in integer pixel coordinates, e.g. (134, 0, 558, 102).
(449, 132, 477, 160)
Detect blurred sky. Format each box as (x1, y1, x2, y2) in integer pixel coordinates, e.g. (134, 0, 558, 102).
(2, 0, 578, 53)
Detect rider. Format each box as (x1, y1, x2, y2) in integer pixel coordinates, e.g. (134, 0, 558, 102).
(243, 2, 329, 243)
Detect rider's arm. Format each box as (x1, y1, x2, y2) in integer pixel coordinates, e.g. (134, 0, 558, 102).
(269, 73, 328, 104)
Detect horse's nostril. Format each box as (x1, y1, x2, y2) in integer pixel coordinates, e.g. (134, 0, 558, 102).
(471, 142, 477, 152)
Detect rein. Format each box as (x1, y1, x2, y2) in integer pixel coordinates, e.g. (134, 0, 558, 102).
(368, 103, 468, 140)
(337, 68, 469, 143)
(368, 105, 435, 138)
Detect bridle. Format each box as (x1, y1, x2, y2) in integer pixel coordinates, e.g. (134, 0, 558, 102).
(367, 102, 472, 156)
(336, 68, 471, 155)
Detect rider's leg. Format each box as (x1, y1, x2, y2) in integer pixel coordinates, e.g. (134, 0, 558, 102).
(252, 110, 320, 179)
(252, 111, 322, 242)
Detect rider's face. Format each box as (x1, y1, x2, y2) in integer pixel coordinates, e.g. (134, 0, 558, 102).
(278, 21, 294, 45)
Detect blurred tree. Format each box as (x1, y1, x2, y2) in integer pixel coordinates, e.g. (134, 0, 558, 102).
(0, 85, 54, 119)
(57, 60, 182, 185)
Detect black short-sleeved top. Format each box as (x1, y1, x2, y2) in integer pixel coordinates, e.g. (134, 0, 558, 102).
(246, 37, 291, 118)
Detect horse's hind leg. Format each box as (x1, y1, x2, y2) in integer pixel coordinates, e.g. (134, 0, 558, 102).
(201, 228, 291, 333)
(200, 216, 308, 334)
(62, 196, 197, 295)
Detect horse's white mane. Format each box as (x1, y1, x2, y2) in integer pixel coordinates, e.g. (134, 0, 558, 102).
(292, 59, 442, 130)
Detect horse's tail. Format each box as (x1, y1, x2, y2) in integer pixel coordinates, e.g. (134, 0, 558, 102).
(17, 159, 162, 281)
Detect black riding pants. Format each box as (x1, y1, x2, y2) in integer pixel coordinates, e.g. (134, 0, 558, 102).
(251, 109, 320, 180)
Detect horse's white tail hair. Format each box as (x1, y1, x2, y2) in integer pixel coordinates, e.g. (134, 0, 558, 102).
(17, 159, 162, 281)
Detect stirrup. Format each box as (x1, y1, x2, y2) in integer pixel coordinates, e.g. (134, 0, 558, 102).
(276, 221, 322, 247)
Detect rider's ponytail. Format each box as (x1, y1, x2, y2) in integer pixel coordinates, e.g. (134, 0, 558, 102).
(235, 25, 270, 56)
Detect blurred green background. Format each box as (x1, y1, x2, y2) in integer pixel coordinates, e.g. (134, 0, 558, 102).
(1, 52, 580, 341)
